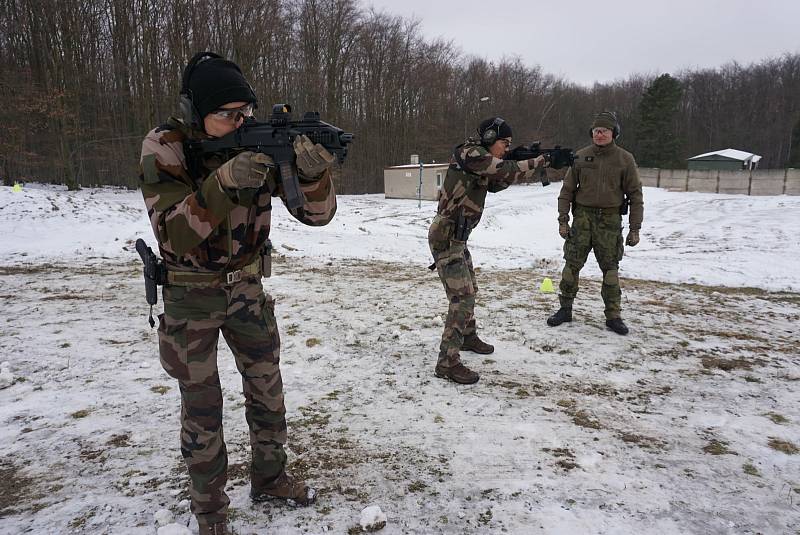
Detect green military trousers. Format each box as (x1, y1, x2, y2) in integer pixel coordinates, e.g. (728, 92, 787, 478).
(558, 204, 625, 319)
(429, 217, 478, 368)
(158, 279, 287, 525)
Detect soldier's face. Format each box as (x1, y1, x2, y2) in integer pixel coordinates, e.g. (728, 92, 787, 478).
(592, 127, 613, 146)
(204, 101, 251, 137)
(489, 138, 512, 159)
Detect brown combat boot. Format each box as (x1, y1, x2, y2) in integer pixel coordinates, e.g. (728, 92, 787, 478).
(435, 362, 479, 384)
(250, 471, 317, 507)
(198, 522, 231, 535)
(460, 333, 494, 354)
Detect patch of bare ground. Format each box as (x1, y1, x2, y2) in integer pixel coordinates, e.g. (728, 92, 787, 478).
(542, 447, 579, 471)
(767, 438, 798, 455)
(0, 460, 45, 517)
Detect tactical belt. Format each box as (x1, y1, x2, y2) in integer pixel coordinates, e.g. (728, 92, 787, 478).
(574, 203, 620, 215)
(167, 256, 261, 286)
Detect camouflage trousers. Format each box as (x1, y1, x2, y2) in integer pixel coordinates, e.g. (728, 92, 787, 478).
(429, 227, 478, 368)
(158, 278, 287, 526)
(559, 204, 625, 319)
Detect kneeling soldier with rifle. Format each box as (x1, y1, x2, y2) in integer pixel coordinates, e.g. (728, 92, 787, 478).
(547, 111, 643, 335)
(429, 117, 548, 384)
(138, 52, 345, 535)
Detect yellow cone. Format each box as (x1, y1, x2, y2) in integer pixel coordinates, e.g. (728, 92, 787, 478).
(539, 277, 555, 293)
(12, 182, 22, 192)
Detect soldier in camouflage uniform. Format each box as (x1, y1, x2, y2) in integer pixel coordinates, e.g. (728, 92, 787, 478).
(429, 117, 548, 384)
(139, 52, 336, 535)
(547, 112, 643, 335)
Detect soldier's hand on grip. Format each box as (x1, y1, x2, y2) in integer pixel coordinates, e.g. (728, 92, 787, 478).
(528, 155, 547, 169)
(559, 221, 570, 239)
(294, 134, 335, 178)
(625, 229, 640, 247)
(215, 151, 274, 189)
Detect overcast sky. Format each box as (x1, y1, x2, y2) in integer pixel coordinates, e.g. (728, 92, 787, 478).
(365, 0, 800, 86)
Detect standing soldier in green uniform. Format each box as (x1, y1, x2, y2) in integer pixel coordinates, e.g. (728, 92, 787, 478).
(547, 112, 643, 335)
(139, 52, 336, 535)
(429, 117, 548, 384)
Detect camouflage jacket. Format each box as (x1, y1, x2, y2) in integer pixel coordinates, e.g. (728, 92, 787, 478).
(557, 141, 643, 230)
(139, 117, 336, 272)
(431, 140, 542, 239)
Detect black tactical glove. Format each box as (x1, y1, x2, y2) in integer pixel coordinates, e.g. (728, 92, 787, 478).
(294, 134, 335, 178)
(559, 221, 570, 239)
(215, 151, 274, 189)
(626, 229, 640, 247)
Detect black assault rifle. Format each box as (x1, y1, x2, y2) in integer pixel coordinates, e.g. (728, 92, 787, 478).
(187, 104, 354, 212)
(506, 142, 576, 186)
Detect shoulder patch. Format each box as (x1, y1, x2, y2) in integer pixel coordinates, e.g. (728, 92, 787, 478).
(141, 153, 161, 184)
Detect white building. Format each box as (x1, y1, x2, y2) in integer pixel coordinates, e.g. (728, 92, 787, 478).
(384, 157, 449, 201)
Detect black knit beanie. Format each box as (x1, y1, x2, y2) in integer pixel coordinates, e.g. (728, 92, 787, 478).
(478, 117, 513, 142)
(185, 56, 257, 119)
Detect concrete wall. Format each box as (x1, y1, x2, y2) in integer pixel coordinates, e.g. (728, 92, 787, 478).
(751, 169, 787, 196)
(638, 168, 799, 196)
(786, 168, 800, 195)
(384, 166, 447, 201)
(717, 170, 750, 195)
(659, 169, 688, 191)
(687, 169, 717, 193)
(638, 167, 659, 188)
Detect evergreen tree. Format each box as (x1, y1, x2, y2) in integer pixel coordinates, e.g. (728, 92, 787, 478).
(635, 74, 684, 168)
(788, 116, 800, 168)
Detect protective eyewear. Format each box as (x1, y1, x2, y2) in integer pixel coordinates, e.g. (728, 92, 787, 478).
(592, 127, 612, 135)
(210, 103, 255, 121)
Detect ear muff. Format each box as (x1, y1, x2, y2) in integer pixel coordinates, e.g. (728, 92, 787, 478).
(179, 51, 224, 129)
(589, 112, 621, 139)
(480, 117, 505, 145)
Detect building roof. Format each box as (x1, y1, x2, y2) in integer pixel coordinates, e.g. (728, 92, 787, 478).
(687, 148, 762, 162)
(385, 163, 450, 169)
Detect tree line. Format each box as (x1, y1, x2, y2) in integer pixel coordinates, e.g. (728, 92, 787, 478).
(1, 0, 799, 192)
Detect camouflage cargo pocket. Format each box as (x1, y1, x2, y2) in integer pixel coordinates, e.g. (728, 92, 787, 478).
(428, 217, 454, 254)
(162, 285, 187, 302)
(563, 233, 578, 263)
(437, 256, 474, 297)
(617, 233, 625, 262)
(158, 313, 189, 380)
(260, 293, 281, 361)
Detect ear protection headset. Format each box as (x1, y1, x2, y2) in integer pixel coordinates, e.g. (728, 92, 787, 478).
(589, 111, 621, 139)
(179, 52, 223, 129)
(480, 117, 506, 145)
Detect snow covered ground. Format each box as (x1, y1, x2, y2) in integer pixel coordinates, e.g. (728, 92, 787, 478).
(0, 183, 798, 534)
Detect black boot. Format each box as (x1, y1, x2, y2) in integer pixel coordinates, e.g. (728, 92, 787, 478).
(547, 307, 572, 327)
(605, 318, 629, 335)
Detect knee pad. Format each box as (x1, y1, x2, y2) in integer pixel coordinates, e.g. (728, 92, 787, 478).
(603, 269, 619, 286)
